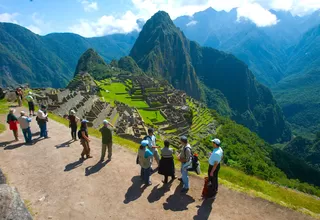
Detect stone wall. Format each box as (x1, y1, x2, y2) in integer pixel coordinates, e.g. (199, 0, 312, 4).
(0, 169, 33, 220)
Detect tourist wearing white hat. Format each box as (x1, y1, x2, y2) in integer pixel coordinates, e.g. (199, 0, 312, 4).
(207, 138, 223, 200)
(68, 110, 79, 141)
(7, 108, 19, 141)
(99, 119, 114, 161)
(79, 119, 92, 160)
(25, 91, 35, 116)
(18, 111, 33, 144)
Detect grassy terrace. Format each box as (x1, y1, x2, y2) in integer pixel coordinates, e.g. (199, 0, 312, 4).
(0, 98, 319, 218)
(98, 81, 166, 125)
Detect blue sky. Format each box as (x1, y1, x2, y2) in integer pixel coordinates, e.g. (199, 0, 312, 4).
(0, 0, 319, 37)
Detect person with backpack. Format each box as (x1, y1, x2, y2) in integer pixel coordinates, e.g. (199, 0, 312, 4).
(79, 119, 92, 160)
(207, 138, 223, 199)
(18, 111, 32, 144)
(138, 140, 153, 186)
(37, 105, 48, 138)
(178, 136, 192, 193)
(68, 110, 79, 141)
(7, 108, 19, 141)
(158, 140, 176, 184)
(25, 92, 35, 116)
(99, 119, 115, 161)
(144, 128, 160, 167)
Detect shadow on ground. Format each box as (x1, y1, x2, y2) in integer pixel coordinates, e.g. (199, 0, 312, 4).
(147, 180, 174, 203)
(85, 160, 110, 176)
(123, 176, 148, 204)
(193, 198, 215, 220)
(163, 184, 195, 211)
(32, 131, 40, 137)
(64, 159, 84, 172)
(55, 140, 74, 149)
(4, 142, 25, 150)
(0, 140, 15, 148)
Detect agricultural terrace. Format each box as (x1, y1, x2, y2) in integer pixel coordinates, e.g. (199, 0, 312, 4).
(97, 79, 165, 125)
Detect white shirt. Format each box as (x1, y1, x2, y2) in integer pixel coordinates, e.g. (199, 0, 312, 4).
(37, 109, 47, 119)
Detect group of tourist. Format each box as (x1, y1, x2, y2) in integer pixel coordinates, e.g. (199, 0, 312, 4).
(136, 128, 224, 199)
(6, 90, 49, 144)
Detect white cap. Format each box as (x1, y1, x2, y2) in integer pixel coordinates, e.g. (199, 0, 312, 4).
(103, 119, 109, 125)
(211, 138, 221, 146)
(81, 119, 89, 123)
(28, 91, 32, 95)
(20, 111, 26, 115)
(70, 110, 75, 114)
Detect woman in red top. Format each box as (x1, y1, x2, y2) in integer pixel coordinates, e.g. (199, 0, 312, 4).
(7, 108, 19, 141)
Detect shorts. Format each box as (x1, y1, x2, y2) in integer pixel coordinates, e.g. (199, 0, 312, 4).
(28, 102, 35, 111)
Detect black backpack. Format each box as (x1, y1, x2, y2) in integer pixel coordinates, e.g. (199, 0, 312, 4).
(184, 147, 201, 175)
(78, 130, 82, 139)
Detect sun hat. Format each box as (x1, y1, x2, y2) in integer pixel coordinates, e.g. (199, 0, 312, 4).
(211, 138, 221, 146)
(141, 140, 149, 147)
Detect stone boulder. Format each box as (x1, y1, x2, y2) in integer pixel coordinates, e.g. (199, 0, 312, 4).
(0, 169, 6, 184)
(0, 185, 33, 220)
(5, 91, 17, 102)
(0, 87, 5, 99)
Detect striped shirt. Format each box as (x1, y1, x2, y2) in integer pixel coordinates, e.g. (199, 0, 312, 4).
(161, 147, 174, 158)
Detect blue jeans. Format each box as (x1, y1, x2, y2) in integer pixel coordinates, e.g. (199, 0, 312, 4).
(39, 123, 47, 138)
(140, 167, 151, 185)
(22, 127, 32, 143)
(181, 163, 189, 189)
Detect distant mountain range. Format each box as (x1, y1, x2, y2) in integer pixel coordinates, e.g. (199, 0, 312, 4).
(0, 22, 137, 87)
(174, 8, 320, 136)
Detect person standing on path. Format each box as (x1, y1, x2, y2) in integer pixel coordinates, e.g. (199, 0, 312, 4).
(25, 92, 36, 116)
(208, 138, 223, 199)
(15, 88, 23, 107)
(178, 136, 192, 193)
(68, 110, 79, 141)
(158, 140, 176, 184)
(144, 128, 160, 167)
(37, 105, 48, 138)
(99, 119, 115, 161)
(138, 140, 153, 186)
(79, 119, 92, 160)
(17, 111, 32, 144)
(7, 108, 19, 141)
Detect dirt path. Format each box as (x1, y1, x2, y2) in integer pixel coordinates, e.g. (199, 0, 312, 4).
(0, 109, 315, 220)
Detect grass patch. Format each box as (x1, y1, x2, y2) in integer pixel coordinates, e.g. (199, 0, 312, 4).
(139, 109, 166, 125)
(0, 123, 5, 133)
(24, 200, 37, 216)
(0, 99, 10, 114)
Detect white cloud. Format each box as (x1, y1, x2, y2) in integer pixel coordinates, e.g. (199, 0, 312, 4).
(26, 25, 41, 34)
(68, 0, 320, 37)
(69, 11, 139, 37)
(186, 20, 198, 26)
(0, 13, 19, 24)
(81, 0, 98, 12)
(237, 3, 278, 27)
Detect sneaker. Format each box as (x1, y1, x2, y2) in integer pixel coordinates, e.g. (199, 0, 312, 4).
(181, 188, 189, 193)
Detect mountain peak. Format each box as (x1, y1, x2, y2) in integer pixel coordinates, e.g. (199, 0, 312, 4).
(203, 7, 217, 13)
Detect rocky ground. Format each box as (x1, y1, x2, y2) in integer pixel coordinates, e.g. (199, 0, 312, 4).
(0, 108, 315, 220)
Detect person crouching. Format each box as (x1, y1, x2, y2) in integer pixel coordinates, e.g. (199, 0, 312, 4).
(138, 140, 153, 186)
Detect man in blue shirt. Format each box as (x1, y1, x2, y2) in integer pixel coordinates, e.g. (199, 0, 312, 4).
(208, 138, 223, 199)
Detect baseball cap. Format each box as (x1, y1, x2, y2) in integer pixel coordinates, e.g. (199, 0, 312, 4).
(20, 111, 26, 115)
(141, 140, 149, 147)
(81, 119, 89, 123)
(103, 119, 109, 125)
(28, 91, 32, 95)
(211, 138, 221, 146)
(70, 110, 75, 114)
(180, 136, 188, 143)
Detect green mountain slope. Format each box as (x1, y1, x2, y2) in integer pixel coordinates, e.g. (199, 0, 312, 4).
(0, 23, 71, 87)
(0, 22, 137, 88)
(130, 11, 291, 143)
